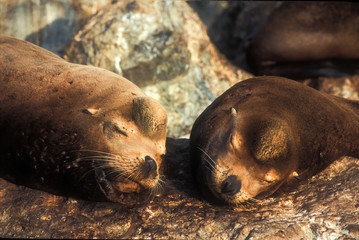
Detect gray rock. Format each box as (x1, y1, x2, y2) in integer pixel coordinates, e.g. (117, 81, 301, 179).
(0, 138, 358, 239)
(64, 0, 251, 138)
(0, 0, 112, 55)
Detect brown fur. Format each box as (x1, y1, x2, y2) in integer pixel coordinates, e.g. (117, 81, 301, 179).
(0, 36, 167, 203)
(190, 76, 359, 204)
(247, 2, 359, 79)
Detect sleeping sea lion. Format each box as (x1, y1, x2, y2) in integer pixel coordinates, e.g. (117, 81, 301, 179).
(190, 76, 359, 205)
(247, 2, 359, 79)
(0, 36, 167, 204)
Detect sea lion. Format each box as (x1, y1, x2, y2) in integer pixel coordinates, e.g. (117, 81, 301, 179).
(0, 36, 167, 203)
(190, 76, 359, 205)
(247, 2, 359, 79)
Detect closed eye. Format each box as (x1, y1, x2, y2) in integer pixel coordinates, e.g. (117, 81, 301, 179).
(113, 125, 128, 137)
(262, 179, 275, 184)
(103, 121, 129, 139)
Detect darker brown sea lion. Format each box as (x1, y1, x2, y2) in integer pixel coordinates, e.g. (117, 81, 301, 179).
(247, 2, 359, 79)
(0, 36, 167, 204)
(190, 76, 359, 205)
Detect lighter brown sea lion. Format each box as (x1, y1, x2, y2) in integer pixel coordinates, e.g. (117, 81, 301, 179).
(190, 76, 359, 205)
(0, 36, 167, 203)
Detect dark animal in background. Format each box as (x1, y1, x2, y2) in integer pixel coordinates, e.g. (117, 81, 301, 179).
(247, 2, 359, 79)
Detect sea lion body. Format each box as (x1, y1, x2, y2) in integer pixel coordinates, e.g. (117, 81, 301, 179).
(247, 2, 359, 79)
(190, 76, 359, 204)
(0, 36, 167, 203)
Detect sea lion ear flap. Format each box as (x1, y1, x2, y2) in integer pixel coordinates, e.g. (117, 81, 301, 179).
(82, 108, 100, 115)
(132, 97, 167, 138)
(230, 107, 237, 118)
(231, 107, 237, 116)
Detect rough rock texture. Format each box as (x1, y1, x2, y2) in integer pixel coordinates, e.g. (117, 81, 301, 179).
(1, 138, 358, 239)
(317, 75, 359, 100)
(0, 0, 112, 55)
(64, 0, 251, 138)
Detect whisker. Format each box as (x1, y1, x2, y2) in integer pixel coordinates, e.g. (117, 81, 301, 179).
(157, 177, 165, 184)
(203, 164, 216, 175)
(196, 146, 216, 165)
(75, 149, 125, 159)
(196, 146, 219, 173)
(131, 168, 143, 180)
(77, 158, 121, 164)
(77, 163, 112, 183)
(78, 155, 122, 161)
(147, 178, 163, 201)
(111, 168, 137, 181)
(77, 157, 131, 167)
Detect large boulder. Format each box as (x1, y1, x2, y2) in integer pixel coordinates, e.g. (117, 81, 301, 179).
(64, 0, 251, 138)
(0, 0, 112, 55)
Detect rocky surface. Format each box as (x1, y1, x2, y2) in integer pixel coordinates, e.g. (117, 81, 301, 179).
(1, 138, 358, 239)
(317, 75, 359, 100)
(0, 0, 112, 55)
(64, 0, 251, 138)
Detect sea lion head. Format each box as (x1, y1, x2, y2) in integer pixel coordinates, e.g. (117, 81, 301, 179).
(75, 95, 167, 201)
(191, 107, 298, 205)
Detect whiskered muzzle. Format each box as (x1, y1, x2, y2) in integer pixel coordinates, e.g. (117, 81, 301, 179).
(221, 175, 242, 196)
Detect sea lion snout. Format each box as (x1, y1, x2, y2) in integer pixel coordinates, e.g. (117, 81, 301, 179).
(142, 156, 158, 179)
(221, 175, 241, 196)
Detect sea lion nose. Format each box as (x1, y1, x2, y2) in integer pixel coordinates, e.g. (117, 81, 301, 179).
(143, 156, 158, 178)
(221, 175, 241, 196)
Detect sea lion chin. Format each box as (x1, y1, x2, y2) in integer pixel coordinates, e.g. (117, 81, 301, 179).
(0, 36, 167, 203)
(190, 76, 359, 205)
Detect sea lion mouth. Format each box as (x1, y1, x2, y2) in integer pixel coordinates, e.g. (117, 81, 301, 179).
(93, 161, 141, 200)
(92, 159, 159, 200)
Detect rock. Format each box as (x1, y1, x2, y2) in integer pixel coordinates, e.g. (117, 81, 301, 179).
(64, 0, 251, 138)
(0, 0, 112, 55)
(317, 75, 359, 100)
(0, 138, 358, 239)
(197, 1, 281, 71)
(187, 1, 231, 28)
